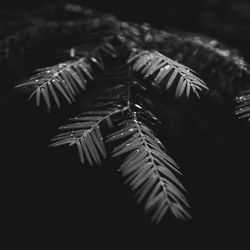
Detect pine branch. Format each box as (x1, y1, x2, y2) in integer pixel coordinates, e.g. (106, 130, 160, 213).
(50, 103, 129, 165)
(12, 4, 250, 224)
(128, 50, 208, 98)
(235, 88, 250, 122)
(48, 70, 190, 222)
(106, 109, 190, 223)
(49, 76, 133, 166)
(120, 22, 250, 100)
(15, 57, 94, 112)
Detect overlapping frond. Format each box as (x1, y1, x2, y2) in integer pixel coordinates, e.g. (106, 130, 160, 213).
(128, 50, 208, 98)
(50, 103, 129, 165)
(235, 88, 250, 122)
(16, 58, 93, 112)
(106, 110, 190, 223)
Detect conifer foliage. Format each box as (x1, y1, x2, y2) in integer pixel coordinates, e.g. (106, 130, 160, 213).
(13, 3, 250, 223)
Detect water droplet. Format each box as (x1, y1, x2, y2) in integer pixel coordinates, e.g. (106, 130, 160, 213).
(155, 138, 161, 144)
(237, 96, 246, 102)
(141, 22, 151, 30)
(134, 104, 142, 109)
(152, 173, 157, 178)
(70, 48, 75, 58)
(121, 22, 129, 28)
(90, 57, 98, 63)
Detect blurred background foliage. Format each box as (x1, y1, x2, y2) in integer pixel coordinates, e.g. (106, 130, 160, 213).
(2, 0, 250, 59)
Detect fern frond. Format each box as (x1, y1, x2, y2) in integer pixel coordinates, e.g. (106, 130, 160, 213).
(50, 104, 129, 165)
(235, 88, 250, 121)
(16, 57, 93, 112)
(128, 50, 208, 98)
(107, 111, 190, 223)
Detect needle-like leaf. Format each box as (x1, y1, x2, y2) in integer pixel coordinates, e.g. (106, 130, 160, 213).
(128, 50, 208, 98)
(107, 111, 190, 223)
(16, 58, 93, 112)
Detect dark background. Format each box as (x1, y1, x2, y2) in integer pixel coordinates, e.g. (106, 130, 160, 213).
(1, 0, 249, 250)
(2, 0, 250, 60)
